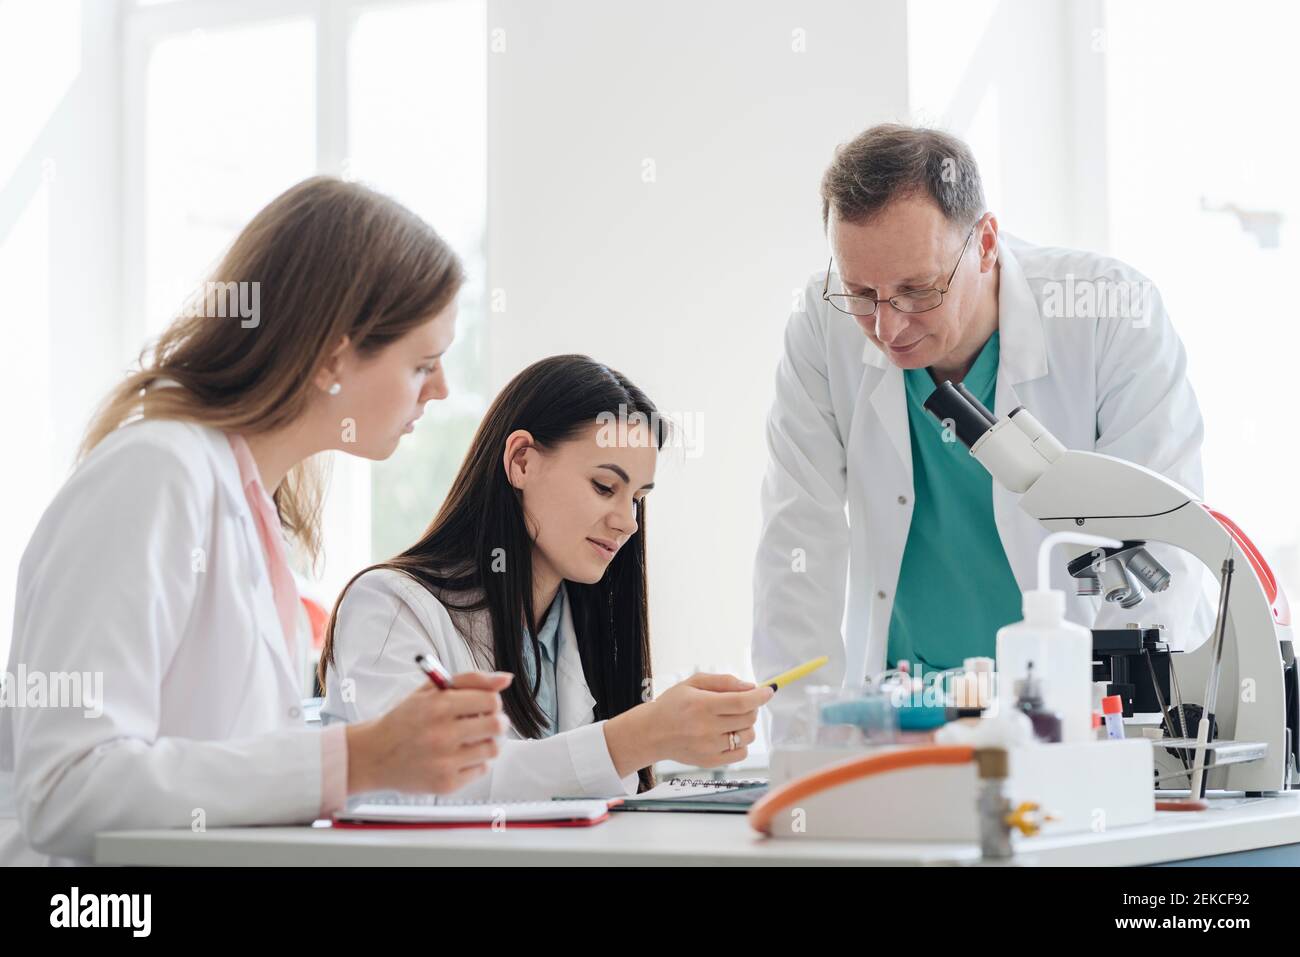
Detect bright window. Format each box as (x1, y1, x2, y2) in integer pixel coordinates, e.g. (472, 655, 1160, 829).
(128, 0, 488, 611)
(1104, 0, 1300, 602)
(348, 0, 488, 561)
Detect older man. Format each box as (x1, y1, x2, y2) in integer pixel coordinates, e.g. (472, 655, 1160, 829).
(753, 124, 1212, 738)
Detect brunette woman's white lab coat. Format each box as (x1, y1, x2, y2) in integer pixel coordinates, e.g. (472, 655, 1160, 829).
(0, 419, 331, 865)
(321, 569, 640, 801)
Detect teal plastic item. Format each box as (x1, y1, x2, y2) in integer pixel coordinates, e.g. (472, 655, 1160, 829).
(895, 702, 949, 731)
(819, 697, 893, 731)
(819, 697, 952, 734)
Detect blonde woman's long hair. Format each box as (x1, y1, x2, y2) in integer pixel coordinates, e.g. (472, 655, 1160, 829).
(81, 176, 464, 566)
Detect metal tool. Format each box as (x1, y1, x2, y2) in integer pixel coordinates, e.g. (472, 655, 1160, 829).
(1143, 647, 1190, 771)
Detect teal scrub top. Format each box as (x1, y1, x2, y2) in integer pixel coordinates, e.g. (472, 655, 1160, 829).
(886, 331, 1023, 670)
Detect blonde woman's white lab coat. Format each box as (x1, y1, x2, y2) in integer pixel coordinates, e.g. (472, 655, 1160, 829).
(0, 419, 330, 865)
(322, 569, 640, 801)
(754, 234, 1216, 739)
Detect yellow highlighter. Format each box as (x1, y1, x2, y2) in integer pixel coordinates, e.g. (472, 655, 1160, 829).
(758, 655, 829, 693)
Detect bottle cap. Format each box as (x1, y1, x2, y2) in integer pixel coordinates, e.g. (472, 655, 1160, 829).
(1102, 694, 1124, 716)
(1023, 589, 1065, 624)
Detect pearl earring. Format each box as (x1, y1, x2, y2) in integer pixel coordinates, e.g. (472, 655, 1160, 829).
(328, 382, 342, 396)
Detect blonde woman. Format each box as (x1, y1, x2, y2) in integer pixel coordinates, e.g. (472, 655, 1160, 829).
(0, 177, 510, 865)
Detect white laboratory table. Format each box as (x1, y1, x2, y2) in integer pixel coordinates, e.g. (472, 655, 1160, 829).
(95, 792, 1300, 866)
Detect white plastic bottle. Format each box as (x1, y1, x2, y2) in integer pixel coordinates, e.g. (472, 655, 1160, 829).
(996, 532, 1120, 744)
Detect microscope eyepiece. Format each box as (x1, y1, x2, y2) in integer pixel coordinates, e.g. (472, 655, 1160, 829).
(922, 380, 998, 449)
(953, 381, 997, 425)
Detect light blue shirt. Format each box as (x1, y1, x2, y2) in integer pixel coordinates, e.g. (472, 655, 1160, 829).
(520, 587, 565, 736)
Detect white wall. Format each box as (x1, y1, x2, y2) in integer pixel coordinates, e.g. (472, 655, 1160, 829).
(484, 0, 911, 682)
(0, 0, 122, 665)
(483, 0, 1096, 686)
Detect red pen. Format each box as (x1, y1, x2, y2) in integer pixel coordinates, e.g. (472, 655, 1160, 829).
(415, 653, 453, 690)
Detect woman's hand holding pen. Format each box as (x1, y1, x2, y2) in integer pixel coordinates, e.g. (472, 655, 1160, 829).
(345, 671, 513, 794)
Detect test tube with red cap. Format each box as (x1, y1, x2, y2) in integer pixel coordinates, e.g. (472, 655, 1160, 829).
(1102, 694, 1126, 741)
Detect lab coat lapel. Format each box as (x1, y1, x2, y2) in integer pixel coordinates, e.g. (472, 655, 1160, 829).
(991, 237, 1053, 593)
(993, 237, 1050, 391)
(836, 259, 911, 481)
(207, 428, 303, 696)
(553, 584, 598, 732)
(855, 317, 914, 491)
(863, 340, 915, 481)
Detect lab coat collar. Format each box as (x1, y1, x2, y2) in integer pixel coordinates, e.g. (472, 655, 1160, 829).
(994, 237, 1050, 386)
(200, 423, 303, 693)
(553, 583, 599, 733)
(145, 379, 255, 511)
(859, 233, 1049, 387)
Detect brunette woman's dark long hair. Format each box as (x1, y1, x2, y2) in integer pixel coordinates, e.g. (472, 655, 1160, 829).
(321, 355, 665, 786)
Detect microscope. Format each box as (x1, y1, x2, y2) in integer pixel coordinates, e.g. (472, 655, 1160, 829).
(923, 381, 1299, 796)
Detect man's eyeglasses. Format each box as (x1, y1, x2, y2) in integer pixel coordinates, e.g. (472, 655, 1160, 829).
(822, 222, 978, 318)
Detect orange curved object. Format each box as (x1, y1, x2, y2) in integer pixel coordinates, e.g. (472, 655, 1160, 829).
(748, 745, 976, 835)
(1203, 505, 1289, 624)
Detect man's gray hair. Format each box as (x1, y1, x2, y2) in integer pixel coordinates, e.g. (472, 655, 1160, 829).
(820, 124, 986, 229)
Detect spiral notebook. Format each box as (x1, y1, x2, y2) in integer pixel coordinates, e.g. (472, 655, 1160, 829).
(333, 793, 615, 829)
